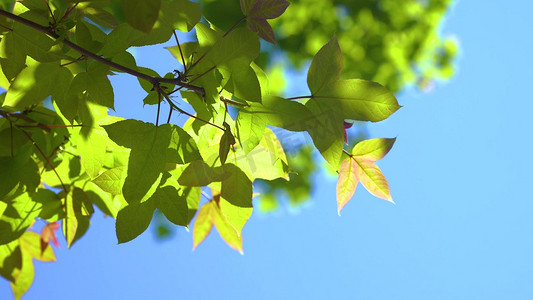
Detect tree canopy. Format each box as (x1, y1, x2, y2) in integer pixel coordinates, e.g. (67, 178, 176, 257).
(0, 0, 454, 298)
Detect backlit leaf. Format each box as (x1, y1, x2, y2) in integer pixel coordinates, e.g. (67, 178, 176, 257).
(151, 173, 188, 226)
(92, 166, 127, 195)
(177, 160, 228, 187)
(192, 201, 214, 250)
(355, 159, 392, 202)
(219, 122, 236, 165)
(314, 79, 401, 122)
(4, 62, 72, 110)
(351, 138, 397, 161)
(104, 120, 200, 203)
(236, 108, 267, 155)
(116, 199, 156, 243)
(336, 157, 358, 214)
(307, 35, 343, 95)
(120, 0, 161, 33)
(221, 163, 253, 208)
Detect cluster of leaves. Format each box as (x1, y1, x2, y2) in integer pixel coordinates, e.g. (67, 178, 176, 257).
(0, 0, 399, 298)
(247, 0, 457, 212)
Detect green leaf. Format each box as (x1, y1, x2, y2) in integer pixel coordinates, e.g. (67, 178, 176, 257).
(219, 122, 236, 165)
(151, 173, 188, 226)
(120, 0, 161, 33)
(351, 138, 397, 161)
(11, 15, 65, 62)
(226, 66, 262, 102)
(84, 63, 115, 109)
(0, 240, 21, 282)
(10, 243, 33, 300)
(212, 199, 243, 254)
(4, 62, 72, 110)
(336, 157, 358, 214)
(206, 27, 260, 71)
(0, 145, 39, 198)
(104, 120, 200, 203)
(218, 197, 252, 234)
(0, 192, 42, 245)
(236, 108, 267, 155)
(77, 103, 112, 178)
(313, 79, 401, 122)
(192, 201, 214, 250)
(20, 231, 55, 263)
(63, 188, 92, 248)
(115, 199, 156, 243)
(0, 32, 26, 82)
(307, 35, 343, 95)
(92, 166, 127, 195)
(160, 0, 201, 32)
(234, 128, 289, 181)
(221, 163, 252, 208)
(305, 99, 344, 168)
(178, 160, 228, 187)
(242, 96, 313, 132)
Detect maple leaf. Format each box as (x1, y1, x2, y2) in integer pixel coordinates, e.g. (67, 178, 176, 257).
(240, 0, 290, 44)
(336, 138, 396, 213)
(40, 222, 60, 254)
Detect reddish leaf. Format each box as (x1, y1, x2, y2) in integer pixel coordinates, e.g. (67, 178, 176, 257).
(40, 222, 60, 254)
(241, 0, 290, 44)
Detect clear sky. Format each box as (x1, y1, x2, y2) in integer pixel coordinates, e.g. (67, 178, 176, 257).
(3, 0, 533, 299)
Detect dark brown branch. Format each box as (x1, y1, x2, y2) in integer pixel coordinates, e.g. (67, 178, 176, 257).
(0, 9, 205, 94)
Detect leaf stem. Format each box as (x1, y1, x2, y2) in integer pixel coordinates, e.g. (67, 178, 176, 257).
(60, 55, 86, 67)
(223, 16, 246, 37)
(0, 9, 205, 94)
(342, 149, 353, 158)
(161, 91, 225, 131)
(219, 96, 249, 107)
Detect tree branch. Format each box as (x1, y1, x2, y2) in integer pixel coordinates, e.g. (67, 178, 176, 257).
(0, 8, 205, 95)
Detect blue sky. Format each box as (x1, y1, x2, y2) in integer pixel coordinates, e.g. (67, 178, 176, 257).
(3, 0, 533, 299)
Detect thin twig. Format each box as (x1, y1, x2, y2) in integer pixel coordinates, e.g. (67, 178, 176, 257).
(58, 2, 79, 24)
(0, 23, 12, 31)
(173, 30, 187, 74)
(44, 0, 57, 25)
(166, 108, 173, 124)
(0, 9, 205, 94)
(161, 92, 225, 131)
